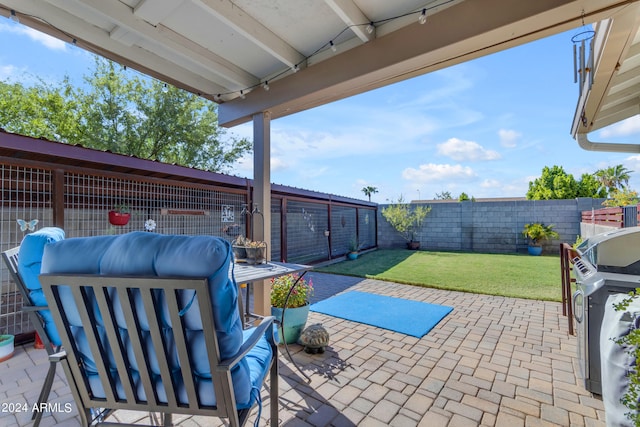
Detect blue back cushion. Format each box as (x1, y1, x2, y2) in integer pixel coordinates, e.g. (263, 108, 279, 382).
(41, 232, 252, 407)
(17, 227, 66, 346)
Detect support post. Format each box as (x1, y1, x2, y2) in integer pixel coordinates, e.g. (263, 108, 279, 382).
(252, 112, 272, 316)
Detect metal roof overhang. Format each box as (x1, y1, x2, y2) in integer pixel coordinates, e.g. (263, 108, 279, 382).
(571, 2, 640, 152)
(0, 0, 636, 128)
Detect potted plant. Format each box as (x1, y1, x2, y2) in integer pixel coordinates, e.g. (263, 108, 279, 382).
(522, 222, 559, 255)
(0, 334, 14, 362)
(232, 235, 249, 260)
(347, 236, 360, 260)
(270, 273, 313, 344)
(381, 196, 431, 250)
(245, 240, 267, 265)
(108, 203, 131, 226)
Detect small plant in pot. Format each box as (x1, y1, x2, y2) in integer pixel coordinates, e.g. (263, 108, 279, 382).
(381, 195, 431, 250)
(108, 203, 131, 226)
(347, 236, 360, 260)
(522, 222, 559, 255)
(270, 273, 313, 344)
(0, 334, 15, 362)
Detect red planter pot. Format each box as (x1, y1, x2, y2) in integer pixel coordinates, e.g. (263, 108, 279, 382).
(108, 211, 131, 226)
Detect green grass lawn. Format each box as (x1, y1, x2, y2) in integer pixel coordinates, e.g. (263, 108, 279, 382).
(316, 249, 561, 301)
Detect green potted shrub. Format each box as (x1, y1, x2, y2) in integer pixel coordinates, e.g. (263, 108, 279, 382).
(522, 222, 559, 255)
(270, 274, 313, 344)
(347, 236, 360, 260)
(108, 203, 131, 226)
(381, 196, 431, 250)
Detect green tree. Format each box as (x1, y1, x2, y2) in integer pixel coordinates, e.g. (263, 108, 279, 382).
(577, 173, 607, 198)
(602, 188, 639, 207)
(527, 166, 578, 200)
(0, 57, 250, 172)
(594, 164, 633, 195)
(459, 192, 475, 202)
(0, 77, 82, 142)
(361, 186, 378, 202)
(381, 195, 431, 242)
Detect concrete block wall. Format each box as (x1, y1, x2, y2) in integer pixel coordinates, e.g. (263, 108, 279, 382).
(378, 198, 605, 254)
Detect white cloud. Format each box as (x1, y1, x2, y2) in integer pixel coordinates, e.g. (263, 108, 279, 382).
(402, 163, 476, 183)
(437, 138, 501, 161)
(480, 179, 501, 188)
(0, 23, 67, 51)
(0, 64, 19, 80)
(600, 115, 640, 138)
(498, 129, 521, 147)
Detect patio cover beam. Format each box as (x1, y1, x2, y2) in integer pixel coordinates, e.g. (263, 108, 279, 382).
(218, 0, 634, 127)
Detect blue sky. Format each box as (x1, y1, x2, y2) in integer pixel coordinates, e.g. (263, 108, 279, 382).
(2, 17, 640, 203)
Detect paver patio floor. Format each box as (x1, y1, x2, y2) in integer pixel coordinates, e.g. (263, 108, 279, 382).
(0, 272, 605, 426)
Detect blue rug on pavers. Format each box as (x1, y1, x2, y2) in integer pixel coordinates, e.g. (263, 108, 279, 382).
(310, 291, 453, 338)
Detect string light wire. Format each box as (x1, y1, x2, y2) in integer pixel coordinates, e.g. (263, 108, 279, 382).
(2, 2, 457, 102)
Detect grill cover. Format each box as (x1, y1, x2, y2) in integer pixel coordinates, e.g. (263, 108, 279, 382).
(577, 226, 640, 274)
(601, 293, 640, 426)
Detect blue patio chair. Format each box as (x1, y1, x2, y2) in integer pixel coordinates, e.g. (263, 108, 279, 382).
(38, 232, 278, 427)
(1, 227, 65, 427)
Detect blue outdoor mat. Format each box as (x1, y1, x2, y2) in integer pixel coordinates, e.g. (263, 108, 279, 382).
(310, 291, 453, 338)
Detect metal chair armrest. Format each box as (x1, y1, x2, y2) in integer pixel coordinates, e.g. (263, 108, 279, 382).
(49, 350, 67, 363)
(218, 316, 276, 371)
(22, 305, 49, 313)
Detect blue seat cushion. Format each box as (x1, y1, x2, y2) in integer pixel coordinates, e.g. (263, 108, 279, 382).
(17, 227, 65, 346)
(41, 232, 272, 409)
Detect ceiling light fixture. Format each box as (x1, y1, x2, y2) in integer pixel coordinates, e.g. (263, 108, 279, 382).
(262, 81, 270, 91)
(9, 10, 19, 23)
(419, 9, 427, 25)
(330, 41, 337, 52)
(366, 22, 374, 34)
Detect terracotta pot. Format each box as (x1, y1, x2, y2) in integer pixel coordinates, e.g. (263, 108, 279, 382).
(407, 241, 420, 250)
(108, 211, 130, 226)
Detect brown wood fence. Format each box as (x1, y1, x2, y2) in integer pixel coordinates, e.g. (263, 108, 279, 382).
(581, 206, 624, 228)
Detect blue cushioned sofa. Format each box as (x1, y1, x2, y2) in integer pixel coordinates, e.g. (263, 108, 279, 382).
(38, 232, 278, 427)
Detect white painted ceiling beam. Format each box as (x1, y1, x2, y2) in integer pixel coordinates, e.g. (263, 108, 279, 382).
(324, 0, 374, 42)
(52, 0, 258, 89)
(133, 0, 186, 26)
(5, 0, 229, 98)
(193, 0, 305, 69)
(220, 0, 628, 127)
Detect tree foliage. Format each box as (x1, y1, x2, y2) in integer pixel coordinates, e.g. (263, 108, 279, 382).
(595, 164, 633, 195)
(602, 189, 639, 207)
(361, 186, 378, 201)
(527, 165, 612, 200)
(577, 173, 607, 198)
(435, 191, 453, 200)
(459, 192, 475, 202)
(526, 166, 578, 200)
(381, 195, 431, 242)
(0, 57, 250, 173)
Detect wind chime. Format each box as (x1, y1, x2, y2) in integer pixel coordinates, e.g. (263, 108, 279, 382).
(572, 12, 596, 96)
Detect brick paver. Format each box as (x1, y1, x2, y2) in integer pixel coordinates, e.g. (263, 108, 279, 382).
(0, 272, 607, 426)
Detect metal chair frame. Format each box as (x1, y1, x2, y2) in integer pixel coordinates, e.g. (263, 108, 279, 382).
(2, 246, 60, 427)
(39, 274, 278, 427)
